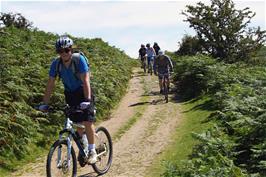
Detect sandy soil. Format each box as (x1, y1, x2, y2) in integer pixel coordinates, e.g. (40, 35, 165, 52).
(11, 68, 181, 177)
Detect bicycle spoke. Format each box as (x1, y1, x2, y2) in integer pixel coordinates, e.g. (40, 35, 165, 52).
(93, 127, 112, 175)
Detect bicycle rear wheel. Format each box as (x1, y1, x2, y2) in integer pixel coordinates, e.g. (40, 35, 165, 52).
(92, 126, 113, 175)
(46, 140, 77, 177)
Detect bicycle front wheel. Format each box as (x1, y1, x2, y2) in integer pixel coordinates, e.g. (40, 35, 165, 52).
(164, 78, 168, 103)
(46, 140, 77, 177)
(92, 126, 113, 175)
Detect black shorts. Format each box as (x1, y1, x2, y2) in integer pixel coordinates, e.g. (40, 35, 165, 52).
(64, 87, 96, 123)
(158, 72, 170, 80)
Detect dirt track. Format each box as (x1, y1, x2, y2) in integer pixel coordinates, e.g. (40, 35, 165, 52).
(12, 68, 181, 177)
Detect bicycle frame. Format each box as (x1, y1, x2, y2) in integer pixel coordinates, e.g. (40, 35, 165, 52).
(57, 118, 87, 168)
(46, 105, 113, 176)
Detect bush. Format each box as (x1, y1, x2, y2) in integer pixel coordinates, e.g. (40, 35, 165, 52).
(168, 53, 266, 176)
(0, 26, 136, 171)
(171, 54, 216, 99)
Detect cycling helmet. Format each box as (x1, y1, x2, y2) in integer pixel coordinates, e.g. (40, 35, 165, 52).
(154, 42, 158, 45)
(55, 36, 73, 50)
(146, 43, 150, 48)
(158, 50, 164, 55)
(141, 44, 145, 48)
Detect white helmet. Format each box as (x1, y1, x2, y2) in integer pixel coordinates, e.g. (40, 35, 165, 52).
(55, 35, 73, 50)
(158, 50, 164, 55)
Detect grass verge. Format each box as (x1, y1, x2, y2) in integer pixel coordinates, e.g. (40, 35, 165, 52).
(0, 143, 48, 177)
(146, 96, 214, 177)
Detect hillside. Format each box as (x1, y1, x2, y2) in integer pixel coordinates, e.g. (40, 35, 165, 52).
(0, 26, 136, 173)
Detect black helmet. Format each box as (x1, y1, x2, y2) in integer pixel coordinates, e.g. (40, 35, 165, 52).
(146, 43, 150, 47)
(141, 44, 145, 48)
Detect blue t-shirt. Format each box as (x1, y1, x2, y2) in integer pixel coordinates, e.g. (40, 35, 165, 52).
(49, 55, 89, 92)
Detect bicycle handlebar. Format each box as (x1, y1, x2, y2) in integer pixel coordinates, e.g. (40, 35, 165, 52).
(35, 104, 85, 114)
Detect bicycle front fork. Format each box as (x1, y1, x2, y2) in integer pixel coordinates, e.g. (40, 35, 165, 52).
(67, 136, 72, 167)
(56, 135, 72, 169)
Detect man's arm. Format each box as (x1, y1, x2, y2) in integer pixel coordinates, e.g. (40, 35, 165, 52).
(80, 72, 91, 101)
(43, 77, 56, 104)
(167, 56, 174, 71)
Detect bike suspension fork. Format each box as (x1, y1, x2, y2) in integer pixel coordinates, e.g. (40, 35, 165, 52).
(67, 135, 72, 168)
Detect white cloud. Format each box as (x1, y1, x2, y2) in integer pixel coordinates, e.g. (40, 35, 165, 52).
(1, 0, 265, 58)
(2, 1, 183, 29)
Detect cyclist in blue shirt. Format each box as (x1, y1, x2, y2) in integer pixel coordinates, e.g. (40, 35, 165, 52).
(38, 36, 97, 164)
(146, 43, 156, 74)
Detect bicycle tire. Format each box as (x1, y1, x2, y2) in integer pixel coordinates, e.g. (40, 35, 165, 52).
(92, 126, 113, 175)
(46, 140, 77, 177)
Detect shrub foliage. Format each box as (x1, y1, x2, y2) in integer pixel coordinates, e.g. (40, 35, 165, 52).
(182, 0, 266, 63)
(0, 25, 135, 170)
(167, 53, 266, 176)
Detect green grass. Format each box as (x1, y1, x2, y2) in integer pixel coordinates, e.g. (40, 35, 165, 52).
(0, 143, 48, 177)
(146, 96, 214, 177)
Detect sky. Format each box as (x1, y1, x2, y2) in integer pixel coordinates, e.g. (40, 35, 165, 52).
(1, 0, 265, 58)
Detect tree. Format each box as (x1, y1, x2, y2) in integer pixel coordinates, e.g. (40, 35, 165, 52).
(182, 0, 266, 63)
(176, 35, 202, 56)
(0, 12, 33, 29)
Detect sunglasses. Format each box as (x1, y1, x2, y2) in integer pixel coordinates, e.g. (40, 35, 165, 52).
(57, 48, 71, 54)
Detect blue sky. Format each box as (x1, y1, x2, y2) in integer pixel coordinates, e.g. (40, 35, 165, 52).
(1, 0, 265, 58)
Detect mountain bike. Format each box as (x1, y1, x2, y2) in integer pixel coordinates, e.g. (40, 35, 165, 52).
(45, 105, 113, 177)
(160, 73, 170, 103)
(140, 55, 147, 73)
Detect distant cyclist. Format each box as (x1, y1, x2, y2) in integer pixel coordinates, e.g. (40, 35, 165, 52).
(138, 44, 147, 71)
(146, 43, 156, 74)
(153, 42, 161, 56)
(154, 50, 173, 94)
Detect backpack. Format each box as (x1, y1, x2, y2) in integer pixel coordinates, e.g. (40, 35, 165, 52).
(55, 51, 89, 80)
